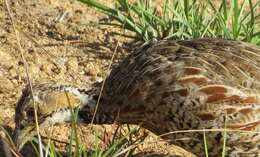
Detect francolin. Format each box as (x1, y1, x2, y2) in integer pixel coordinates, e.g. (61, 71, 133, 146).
(13, 39, 260, 157)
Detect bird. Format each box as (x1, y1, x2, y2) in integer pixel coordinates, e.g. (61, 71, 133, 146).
(13, 38, 260, 157)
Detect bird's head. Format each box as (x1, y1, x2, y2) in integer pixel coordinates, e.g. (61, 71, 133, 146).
(13, 84, 97, 150)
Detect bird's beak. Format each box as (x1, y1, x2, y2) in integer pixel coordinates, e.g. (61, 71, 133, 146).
(13, 125, 35, 151)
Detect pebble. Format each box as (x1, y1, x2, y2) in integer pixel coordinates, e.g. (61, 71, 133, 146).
(66, 58, 78, 72)
(0, 78, 14, 93)
(29, 64, 40, 75)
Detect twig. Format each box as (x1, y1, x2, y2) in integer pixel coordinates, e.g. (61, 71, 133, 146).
(90, 41, 119, 124)
(4, 0, 43, 156)
(158, 128, 260, 138)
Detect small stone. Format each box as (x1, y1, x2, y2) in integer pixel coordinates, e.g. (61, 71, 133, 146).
(0, 78, 14, 93)
(9, 68, 17, 78)
(40, 64, 53, 73)
(29, 64, 40, 75)
(85, 63, 100, 77)
(51, 66, 61, 74)
(0, 50, 12, 64)
(90, 76, 103, 83)
(66, 58, 78, 72)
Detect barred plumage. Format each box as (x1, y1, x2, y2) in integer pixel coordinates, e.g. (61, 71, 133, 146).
(14, 39, 260, 156)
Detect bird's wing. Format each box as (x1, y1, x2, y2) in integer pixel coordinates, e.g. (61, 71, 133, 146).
(103, 39, 260, 131)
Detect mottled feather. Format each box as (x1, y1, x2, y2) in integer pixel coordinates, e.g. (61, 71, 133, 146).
(14, 39, 260, 157)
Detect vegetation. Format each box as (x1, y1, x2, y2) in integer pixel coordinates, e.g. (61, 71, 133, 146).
(79, 0, 260, 45)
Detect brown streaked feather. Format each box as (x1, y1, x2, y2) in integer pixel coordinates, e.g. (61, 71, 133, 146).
(14, 38, 260, 157)
(100, 38, 260, 156)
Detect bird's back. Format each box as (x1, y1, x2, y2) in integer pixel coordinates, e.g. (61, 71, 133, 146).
(101, 39, 260, 156)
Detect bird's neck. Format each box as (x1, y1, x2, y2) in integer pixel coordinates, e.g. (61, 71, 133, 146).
(76, 88, 116, 124)
(78, 102, 116, 124)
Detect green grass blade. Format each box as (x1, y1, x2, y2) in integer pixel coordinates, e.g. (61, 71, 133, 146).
(102, 127, 137, 157)
(203, 131, 209, 157)
(79, 0, 117, 14)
